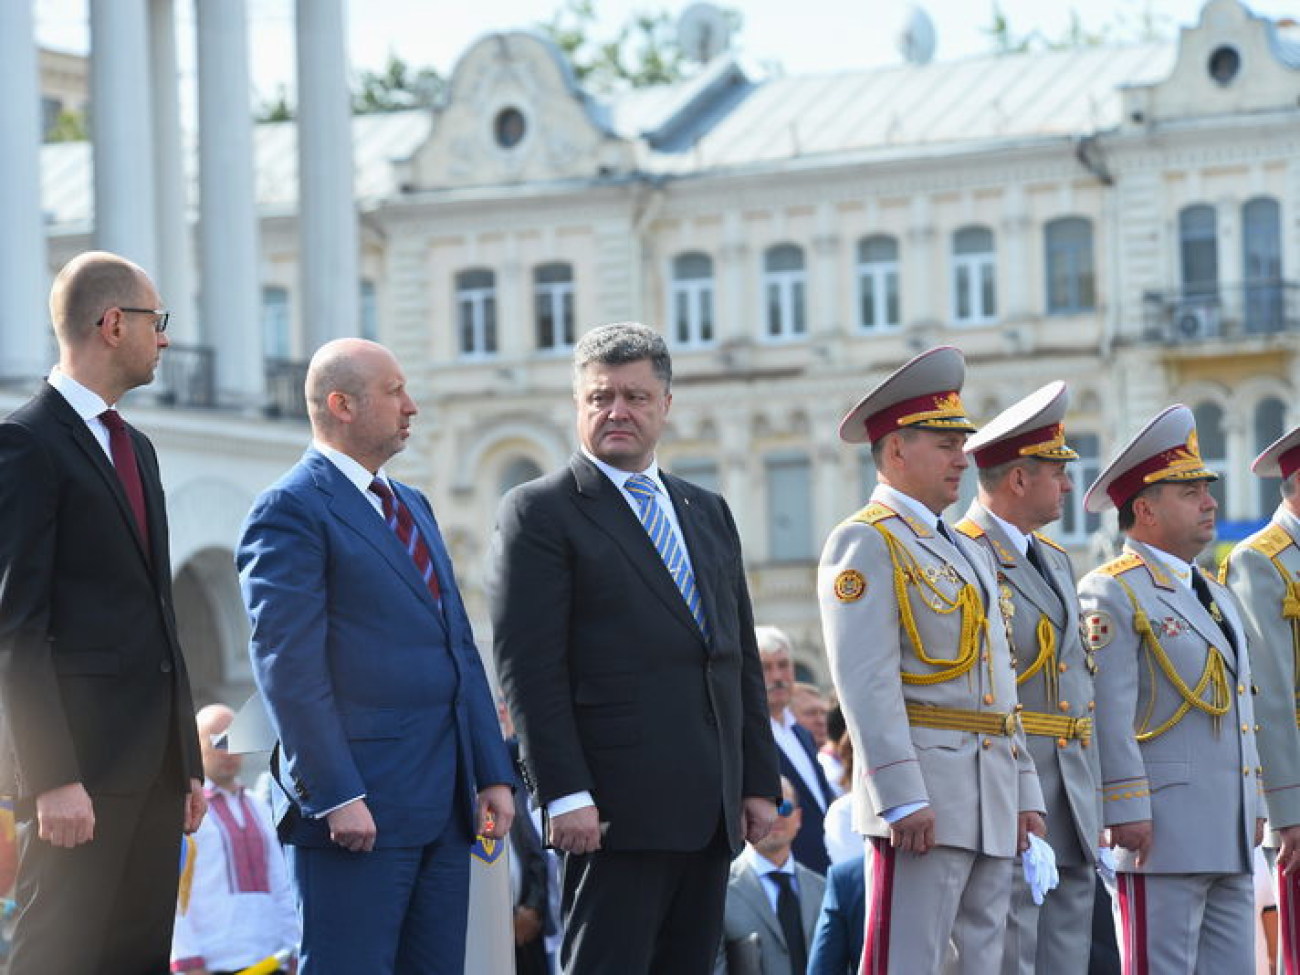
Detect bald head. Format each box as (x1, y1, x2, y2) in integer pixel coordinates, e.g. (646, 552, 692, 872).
(196, 703, 241, 788)
(306, 338, 417, 472)
(305, 338, 382, 427)
(50, 251, 150, 346)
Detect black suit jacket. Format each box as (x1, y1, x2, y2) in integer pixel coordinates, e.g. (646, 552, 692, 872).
(0, 383, 201, 806)
(778, 722, 833, 874)
(490, 453, 780, 854)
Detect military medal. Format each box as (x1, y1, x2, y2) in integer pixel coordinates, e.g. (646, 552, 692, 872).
(833, 569, 867, 602)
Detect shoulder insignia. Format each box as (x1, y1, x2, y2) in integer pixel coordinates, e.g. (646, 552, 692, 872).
(832, 569, 867, 602)
(1097, 552, 1143, 578)
(1033, 532, 1066, 554)
(1246, 524, 1293, 559)
(954, 519, 983, 539)
(848, 501, 897, 526)
(1082, 611, 1114, 650)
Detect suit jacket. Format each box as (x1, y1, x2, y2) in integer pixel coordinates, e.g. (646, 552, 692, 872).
(0, 382, 201, 805)
(818, 490, 1044, 858)
(718, 855, 825, 975)
(806, 855, 865, 975)
(1078, 539, 1261, 874)
(957, 502, 1101, 866)
(1222, 507, 1300, 834)
(489, 453, 780, 854)
(777, 722, 834, 874)
(237, 447, 513, 848)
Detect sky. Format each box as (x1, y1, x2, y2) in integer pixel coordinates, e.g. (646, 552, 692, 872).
(34, 0, 1295, 107)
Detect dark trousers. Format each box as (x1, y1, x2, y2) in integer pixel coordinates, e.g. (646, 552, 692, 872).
(8, 774, 186, 975)
(560, 820, 731, 975)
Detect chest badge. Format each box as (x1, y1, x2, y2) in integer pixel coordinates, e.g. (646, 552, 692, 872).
(833, 569, 867, 602)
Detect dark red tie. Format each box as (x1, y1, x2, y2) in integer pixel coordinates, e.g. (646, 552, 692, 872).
(99, 409, 150, 554)
(369, 478, 442, 603)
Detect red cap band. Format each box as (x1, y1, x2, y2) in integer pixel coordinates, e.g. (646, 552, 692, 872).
(864, 390, 966, 442)
(1280, 445, 1300, 481)
(972, 423, 1065, 469)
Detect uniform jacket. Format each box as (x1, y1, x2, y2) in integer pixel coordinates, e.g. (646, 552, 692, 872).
(489, 453, 780, 855)
(0, 383, 201, 805)
(1078, 539, 1261, 874)
(818, 490, 1044, 859)
(237, 448, 513, 848)
(1222, 507, 1300, 833)
(958, 501, 1101, 865)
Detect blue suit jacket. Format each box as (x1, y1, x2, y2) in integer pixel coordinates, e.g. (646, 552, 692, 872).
(807, 855, 865, 975)
(779, 722, 835, 874)
(237, 448, 513, 848)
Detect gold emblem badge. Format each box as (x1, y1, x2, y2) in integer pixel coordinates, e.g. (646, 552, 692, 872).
(1082, 611, 1113, 650)
(833, 569, 867, 602)
(998, 582, 1016, 620)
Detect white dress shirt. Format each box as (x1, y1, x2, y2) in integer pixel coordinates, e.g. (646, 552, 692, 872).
(770, 709, 827, 812)
(47, 368, 115, 460)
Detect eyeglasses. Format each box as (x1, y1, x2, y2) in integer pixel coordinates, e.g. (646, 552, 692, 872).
(97, 307, 170, 333)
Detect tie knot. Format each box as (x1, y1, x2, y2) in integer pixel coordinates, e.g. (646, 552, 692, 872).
(99, 408, 125, 433)
(369, 477, 394, 502)
(768, 870, 795, 891)
(625, 473, 657, 499)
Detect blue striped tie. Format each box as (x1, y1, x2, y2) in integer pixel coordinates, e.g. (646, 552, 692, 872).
(625, 474, 709, 637)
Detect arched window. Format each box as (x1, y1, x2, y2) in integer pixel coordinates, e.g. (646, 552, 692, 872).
(1243, 198, 1282, 334)
(857, 235, 900, 331)
(952, 226, 996, 324)
(456, 269, 497, 357)
(670, 252, 714, 347)
(1192, 401, 1227, 511)
(499, 457, 543, 496)
(763, 244, 807, 341)
(1254, 397, 1287, 516)
(535, 263, 575, 351)
(1044, 217, 1095, 314)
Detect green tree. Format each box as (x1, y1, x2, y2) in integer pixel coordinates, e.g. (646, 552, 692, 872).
(45, 108, 89, 143)
(982, 1, 1170, 55)
(256, 85, 294, 123)
(352, 51, 444, 114)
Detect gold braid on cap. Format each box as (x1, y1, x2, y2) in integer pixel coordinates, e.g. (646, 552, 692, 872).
(1145, 430, 1211, 483)
(897, 391, 966, 428)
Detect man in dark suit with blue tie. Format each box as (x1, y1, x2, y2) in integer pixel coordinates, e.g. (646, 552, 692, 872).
(490, 322, 781, 974)
(237, 338, 515, 974)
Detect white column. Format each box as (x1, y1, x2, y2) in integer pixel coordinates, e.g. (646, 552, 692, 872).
(90, 0, 157, 270)
(296, 0, 359, 349)
(197, 0, 264, 407)
(148, 0, 196, 343)
(0, 0, 51, 380)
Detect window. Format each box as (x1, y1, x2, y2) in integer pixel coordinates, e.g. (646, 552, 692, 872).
(857, 236, 900, 331)
(359, 280, 377, 340)
(1192, 402, 1227, 511)
(1243, 198, 1283, 335)
(261, 286, 290, 359)
(671, 457, 720, 494)
(456, 269, 497, 357)
(1058, 433, 1101, 544)
(499, 457, 543, 496)
(762, 244, 807, 341)
(1255, 398, 1287, 516)
(1179, 205, 1218, 299)
(535, 263, 575, 351)
(1045, 218, 1095, 314)
(952, 226, 996, 324)
(766, 453, 813, 561)
(670, 253, 715, 347)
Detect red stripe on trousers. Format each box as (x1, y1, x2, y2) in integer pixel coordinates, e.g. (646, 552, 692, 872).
(1280, 860, 1300, 975)
(861, 837, 894, 975)
(1117, 873, 1148, 975)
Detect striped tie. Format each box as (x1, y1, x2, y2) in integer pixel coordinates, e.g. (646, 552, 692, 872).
(369, 478, 442, 604)
(624, 474, 708, 637)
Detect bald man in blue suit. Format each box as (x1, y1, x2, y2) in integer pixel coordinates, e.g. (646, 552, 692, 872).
(238, 338, 515, 975)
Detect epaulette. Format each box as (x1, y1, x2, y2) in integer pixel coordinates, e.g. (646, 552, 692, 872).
(1097, 551, 1143, 577)
(1245, 524, 1293, 559)
(1034, 532, 1066, 554)
(954, 519, 983, 539)
(848, 501, 896, 526)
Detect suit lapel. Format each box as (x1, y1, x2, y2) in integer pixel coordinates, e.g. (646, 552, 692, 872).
(394, 480, 456, 636)
(735, 865, 786, 946)
(973, 510, 1062, 618)
(1129, 541, 1238, 673)
(569, 456, 704, 644)
(796, 865, 821, 943)
(663, 473, 715, 647)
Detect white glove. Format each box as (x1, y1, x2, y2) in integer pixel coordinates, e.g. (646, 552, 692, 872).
(1022, 833, 1060, 905)
(1096, 844, 1117, 885)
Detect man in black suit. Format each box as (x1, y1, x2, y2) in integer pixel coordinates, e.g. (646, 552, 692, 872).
(0, 251, 206, 973)
(755, 626, 834, 874)
(490, 322, 781, 975)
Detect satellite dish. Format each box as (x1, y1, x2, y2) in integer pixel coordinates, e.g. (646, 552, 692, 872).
(677, 3, 732, 64)
(896, 4, 936, 65)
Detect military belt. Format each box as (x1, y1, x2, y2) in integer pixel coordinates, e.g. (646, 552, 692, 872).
(905, 702, 1019, 737)
(1020, 711, 1092, 745)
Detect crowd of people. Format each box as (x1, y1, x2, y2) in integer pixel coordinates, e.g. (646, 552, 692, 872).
(0, 248, 1297, 975)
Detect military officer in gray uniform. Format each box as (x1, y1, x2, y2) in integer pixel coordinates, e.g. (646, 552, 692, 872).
(819, 346, 1045, 975)
(1221, 423, 1300, 972)
(955, 381, 1101, 975)
(1078, 404, 1264, 975)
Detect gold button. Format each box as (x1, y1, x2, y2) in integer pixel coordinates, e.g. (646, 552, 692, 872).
(1244, 766, 1251, 776)
(1256, 724, 1262, 732)
(1258, 767, 1264, 775)
(1057, 737, 1068, 749)
(1058, 662, 1068, 673)
(1238, 683, 1246, 695)
(1088, 701, 1095, 711)
(1081, 739, 1090, 749)
(1242, 724, 1250, 733)
(1058, 701, 1069, 712)
(983, 693, 994, 705)
(1011, 745, 1019, 758)
(983, 738, 992, 749)
(1015, 703, 1024, 712)
(981, 652, 990, 663)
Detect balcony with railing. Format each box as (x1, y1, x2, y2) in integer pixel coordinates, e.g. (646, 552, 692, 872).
(263, 357, 310, 419)
(1139, 280, 1300, 346)
(149, 346, 310, 420)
